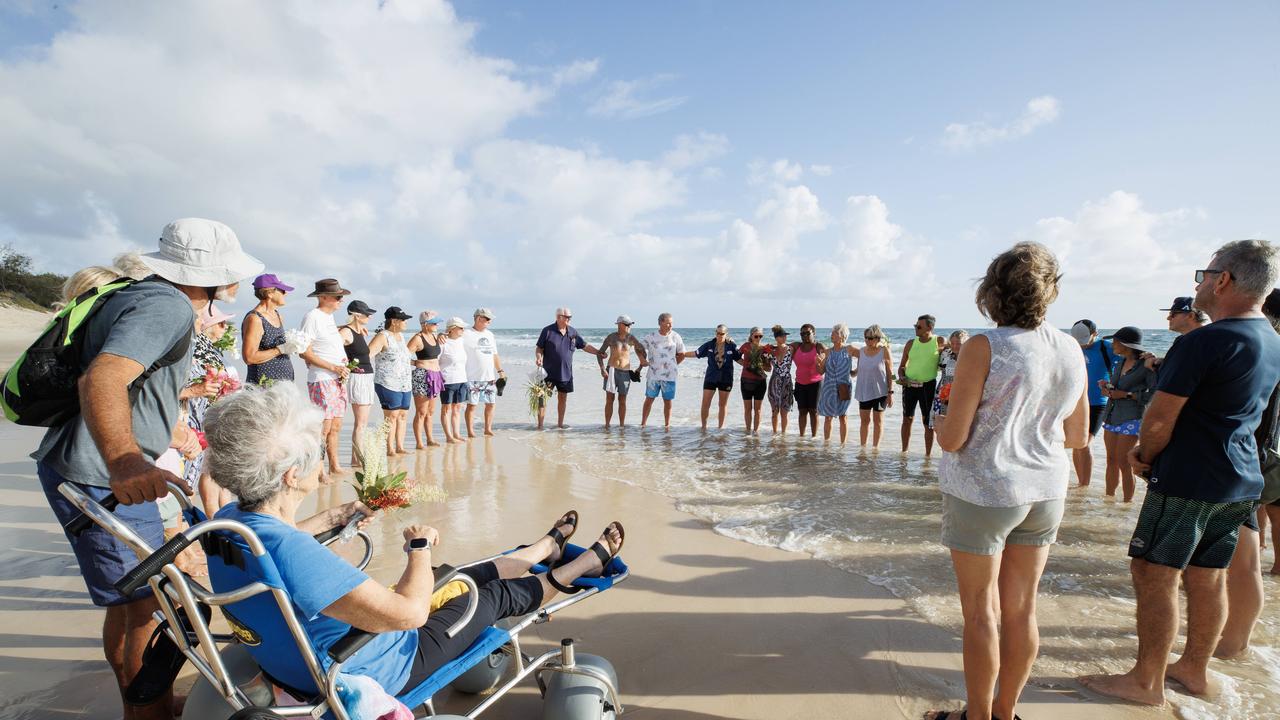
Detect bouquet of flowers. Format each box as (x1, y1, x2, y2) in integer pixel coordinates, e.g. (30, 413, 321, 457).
(745, 345, 769, 376)
(525, 368, 554, 416)
(213, 325, 238, 353)
(338, 358, 361, 385)
(277, 328, 312, 356)
(190, 366, 242, 401)
(936, 382, 953, 415)
(352, 422, 447, 511)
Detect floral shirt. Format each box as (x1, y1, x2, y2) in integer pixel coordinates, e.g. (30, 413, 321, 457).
(642, 331, 686, 382)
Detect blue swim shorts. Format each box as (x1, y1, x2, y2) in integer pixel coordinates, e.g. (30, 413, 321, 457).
(38, 461, 165, 607)
(374, 383, 412, 411)
(645, 378, 677, 401)
(440, 382, 470, 405)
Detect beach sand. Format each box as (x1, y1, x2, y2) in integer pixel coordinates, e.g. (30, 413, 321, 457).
(0, 310, 1162, 719)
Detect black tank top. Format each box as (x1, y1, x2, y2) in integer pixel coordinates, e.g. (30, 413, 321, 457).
(343, 326, 373, 373)
(414, 332, 442, 360)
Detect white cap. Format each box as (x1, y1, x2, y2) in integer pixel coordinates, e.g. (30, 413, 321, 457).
(615, 314, 634, 326)
(140, 218, 264, 287)
(446, 316, 467, 330)
(474, 307, 494, 320)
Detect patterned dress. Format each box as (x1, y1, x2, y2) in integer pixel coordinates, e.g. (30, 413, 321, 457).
(767, 345, 795, 412)
(817, 348, 853, 417)
(184, 333, 223, 488)
(245, 310, 294, 385)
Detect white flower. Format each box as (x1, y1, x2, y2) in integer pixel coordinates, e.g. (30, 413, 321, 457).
(278, 329, 312, 355)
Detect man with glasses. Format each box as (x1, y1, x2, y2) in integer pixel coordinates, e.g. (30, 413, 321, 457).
(1162, 296, 1209, 335)
(596, 314, 648, 428)
(897, 314, 946, 455)
(1082, 240, 1280, 706)
(534, 307, 601, 430)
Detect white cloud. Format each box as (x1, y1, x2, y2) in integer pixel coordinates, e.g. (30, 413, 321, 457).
(748, 158, 804, 186)
(587, 75, 686, 119)
(551, 58, 600, 87)
(809, 164, 833, 177)
(661, 132, 730, 170)
(942, 95, 1061, 151)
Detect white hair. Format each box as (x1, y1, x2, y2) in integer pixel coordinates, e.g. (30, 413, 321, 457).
(949, 330, 970, 342)
(832, 322, 850, 342)
(658, 312, 673, 324)
(204, 383, 325, 510)
(556, 306, 572, 317)
(1214, 239, 1280, 301)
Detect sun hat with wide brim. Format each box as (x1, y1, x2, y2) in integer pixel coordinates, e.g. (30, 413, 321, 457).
(140, 218, 264, 287)
(307, 278, 352, 297)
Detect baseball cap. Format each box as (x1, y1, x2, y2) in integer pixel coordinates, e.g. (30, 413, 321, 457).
(474, 307, 494, 320)
(1103, 326, 1147, 352)
(346, 300, 376, 316)
(252, 273, 294, 292)
(419, 310, 440, 325)
(384, 306, 412, 322)
(1160, 297, 1194, 313)
(446, 316, 467, 330)
(1070, 320, 1097, 346)
(615, 314, 634, 326)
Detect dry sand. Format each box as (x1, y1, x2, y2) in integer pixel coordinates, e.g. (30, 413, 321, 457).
(0, 308, 1165, 720)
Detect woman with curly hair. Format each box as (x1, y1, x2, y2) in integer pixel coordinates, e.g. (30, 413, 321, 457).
(926, 242, 1090, 720)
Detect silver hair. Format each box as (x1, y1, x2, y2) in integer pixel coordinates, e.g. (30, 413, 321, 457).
(832, 322, 850, 342)
(204, 383, 325, 510)
(1213, 240, 1280, 301)
(864, 324, 886, 340)
(556, 306, 572, 317)
(949, 330, 970, 342)
(748, 325, 763, 340)
(715, 323, 728, 334)
(658, 312, 673, 324)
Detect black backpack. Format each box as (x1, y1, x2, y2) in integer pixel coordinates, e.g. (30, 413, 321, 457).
(1, 278, 191, 427)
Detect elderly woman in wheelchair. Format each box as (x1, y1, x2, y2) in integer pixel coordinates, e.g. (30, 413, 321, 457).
(200, 383, 626, 703)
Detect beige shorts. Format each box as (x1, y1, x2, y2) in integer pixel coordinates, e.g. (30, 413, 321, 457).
(941, 494, 1065, 556)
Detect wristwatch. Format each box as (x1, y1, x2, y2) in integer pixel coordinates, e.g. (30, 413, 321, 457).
(407, 537, 432, 552)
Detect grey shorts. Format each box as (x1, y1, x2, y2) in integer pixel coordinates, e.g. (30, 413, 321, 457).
(941, 493, 1065, 556)
(603, 367, 632, 396)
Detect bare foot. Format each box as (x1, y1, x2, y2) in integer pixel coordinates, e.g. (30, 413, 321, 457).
(427, 440, 441, 447)
(1212, 643, 1249, 661)
(395, 447, 407, 455)
(1167, 659, 1221, 695)
(545, 511, 578, 565)
(584, 522, 624, 576)
(1078, 672, 1165, 706)
(484, 430, 495, 437)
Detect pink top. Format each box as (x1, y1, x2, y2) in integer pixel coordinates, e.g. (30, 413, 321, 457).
(793, 345, 822, 384)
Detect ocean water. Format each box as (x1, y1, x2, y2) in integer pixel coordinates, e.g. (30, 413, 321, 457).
(480, 325, 1280, 719)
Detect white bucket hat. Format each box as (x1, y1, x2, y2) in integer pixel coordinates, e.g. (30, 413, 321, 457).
(140, 218, 264, 287)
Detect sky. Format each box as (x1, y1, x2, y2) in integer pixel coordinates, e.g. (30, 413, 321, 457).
(0, 0, 1277, 328)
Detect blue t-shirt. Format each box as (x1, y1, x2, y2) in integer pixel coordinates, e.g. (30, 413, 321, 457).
(536, 323, 586, 383)
(33, 278, 195, 487)
(1148, 318, 1280, 503)
(1081, 339, 1115, 406)
(695, 339, 740, 385)
(213, 505, 418, 694)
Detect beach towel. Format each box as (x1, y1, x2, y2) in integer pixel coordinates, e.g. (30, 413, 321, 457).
(335, 673, 413, 720)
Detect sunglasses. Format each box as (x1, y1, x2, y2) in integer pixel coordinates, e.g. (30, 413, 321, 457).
(1195, 269, 1225, 284)
(752, 334, 763, 339)
(716, 332, 726, 336)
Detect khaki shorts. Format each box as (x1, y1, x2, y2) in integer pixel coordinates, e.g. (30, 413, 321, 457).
(941, 494, 1065, 556)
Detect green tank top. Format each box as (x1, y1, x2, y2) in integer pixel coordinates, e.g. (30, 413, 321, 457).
(905, 335, 941, 383)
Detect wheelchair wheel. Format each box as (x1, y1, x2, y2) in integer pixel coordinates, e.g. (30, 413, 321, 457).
(182, 646, 275, 720)
(449, 647, 510, 694)
(541, 654, 618, 720)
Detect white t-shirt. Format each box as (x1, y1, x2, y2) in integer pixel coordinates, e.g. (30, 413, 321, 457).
(439, 336, 469, 385)
(643, 331, 686, 382)
(463, 327, 498, 382)
(300, 308, 346, 383)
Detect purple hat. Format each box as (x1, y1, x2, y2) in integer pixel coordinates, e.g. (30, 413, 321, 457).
(253, 273, 294, 292)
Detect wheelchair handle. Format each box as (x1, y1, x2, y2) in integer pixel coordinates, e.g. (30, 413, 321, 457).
(115, 530, 197, 596)
(64, 481, 194, 538)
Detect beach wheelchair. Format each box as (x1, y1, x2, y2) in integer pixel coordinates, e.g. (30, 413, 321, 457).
(59, 481, 629, 720)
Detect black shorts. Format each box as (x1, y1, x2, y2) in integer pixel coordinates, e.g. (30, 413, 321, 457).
(703, 380, 733, 393)
(859, 396, 888, 412)
(902, 380, 937, 421)
(795, 382, 820, 410)
(1088, 405, 1106, 437)
(545, 377, 574, 394)
(1127, 491, 1255, 569)
(741, 377, 766, 401)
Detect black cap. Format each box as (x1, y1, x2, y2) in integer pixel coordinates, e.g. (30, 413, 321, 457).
(384, 306, 412, 321)
(1103, 326, 1146, 352)
(1159, 297, 1194, 313)
(347, 300, 376, 316)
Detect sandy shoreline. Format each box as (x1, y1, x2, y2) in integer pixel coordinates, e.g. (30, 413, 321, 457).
(0, 308, 1164, 719)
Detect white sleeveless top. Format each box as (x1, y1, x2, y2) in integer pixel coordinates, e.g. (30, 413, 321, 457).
(939, 323, 1086, 507)
(855, 347, 889, 402)
(439, 336, 469, 385)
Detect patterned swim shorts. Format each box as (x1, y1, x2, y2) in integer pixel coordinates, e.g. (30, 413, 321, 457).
(412, 368, 444, 398)
(468, 380, 498, 405)
(1103, 419, 1141, 436)
(307, 379, 348, 420)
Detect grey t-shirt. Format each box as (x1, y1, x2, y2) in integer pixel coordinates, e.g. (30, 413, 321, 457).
(32, 280, 195, 488)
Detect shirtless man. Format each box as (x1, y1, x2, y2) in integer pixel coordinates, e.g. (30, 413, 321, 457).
(597, 314, 648, 428)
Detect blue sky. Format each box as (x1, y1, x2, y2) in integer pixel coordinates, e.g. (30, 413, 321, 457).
(0, 1, 1276, 328)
